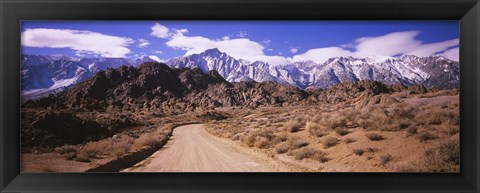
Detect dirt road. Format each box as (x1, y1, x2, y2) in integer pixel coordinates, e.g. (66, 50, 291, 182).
(123, 124, 272, 172)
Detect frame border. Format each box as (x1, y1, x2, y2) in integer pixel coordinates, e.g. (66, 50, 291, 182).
(1, 0, 479, 192)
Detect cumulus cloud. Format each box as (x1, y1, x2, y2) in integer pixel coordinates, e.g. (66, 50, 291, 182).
(292, 47, 352, 63)
(290, 48, 299, 54)
(295, 31, 459, 63)
(441, 47, 459, 61)
(406, 39, 459, 57)
(164, 28, 290, 65)
(150, 23, 170, 38)
(237, 31, 249, 38)
(22, 28, 133, 57)
(151, 23, 459, 65)
(137, 38, 150, 48)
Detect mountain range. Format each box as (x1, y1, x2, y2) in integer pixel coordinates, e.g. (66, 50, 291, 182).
(21, 48, 459, 101)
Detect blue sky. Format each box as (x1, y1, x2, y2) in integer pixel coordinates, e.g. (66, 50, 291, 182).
(21, 21, 459, 64)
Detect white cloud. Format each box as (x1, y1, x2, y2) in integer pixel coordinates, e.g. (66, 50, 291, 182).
(292, 47, 352, 63)
(406, 39, 459, 57)
(441, 47, 459, 61)
(353, 31, 422, 57)
(295, 31, 459, 63)
(152, 50, 163, 54)
(137, 39, 150, 48)
(237, 31, 249, 38)
(165, 29, 290, 65)
(22, 28, 133, 57)
(150, 23, 170, 39)
(152, 23, 459, 66)
(149, 55, 165, 62)
(290, 48, 299, 54)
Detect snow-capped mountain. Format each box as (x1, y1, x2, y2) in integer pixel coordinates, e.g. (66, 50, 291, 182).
(166, 48, 459, 89)
(21, 48, 459, 101)
(21, 55, 156, 101)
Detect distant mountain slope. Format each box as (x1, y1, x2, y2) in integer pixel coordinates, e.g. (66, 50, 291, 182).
(166, 48, 459, 90)
(21, 48, 459, 102)
(21, 55, 156, 101)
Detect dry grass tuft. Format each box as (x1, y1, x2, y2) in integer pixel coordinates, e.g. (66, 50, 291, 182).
(285, 118, 306, 133)
(417, 132, 437, 142)
(380, 154, 393, 166)
(335, 128, 350, 136)
(352, 148, 365, 156)
(344, 138, 356, 144)
(365, 133, 384, 141)
(323, 137, 339, 148)
(291, 147, 330, 163)
(306, 121, 327, 137)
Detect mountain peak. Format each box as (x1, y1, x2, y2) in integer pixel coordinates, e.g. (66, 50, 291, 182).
(201, 48, 224, 57)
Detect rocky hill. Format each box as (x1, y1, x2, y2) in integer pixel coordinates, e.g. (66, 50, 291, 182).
(25, 62, 435, 113)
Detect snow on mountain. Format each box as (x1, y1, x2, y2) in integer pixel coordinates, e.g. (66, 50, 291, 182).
(21, 49, 459, 102)
(21, 54, 157, 101)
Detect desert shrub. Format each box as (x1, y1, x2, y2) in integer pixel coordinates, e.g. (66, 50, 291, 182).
(344, 138, 356, 144)
(271, 132, 288, 144)
(405, 126, 418, 136)
(365, 133, 384, 141)
(353, 148, 365, 156)
(391, 105, 416, 119)
(274, 142, 291, 154)
(306, 121, 327, 137)
(285, 119, 305, 133)
(241, 134, 257, 147)
(357, 119, 379, 130)
(291, 138, 309, 149)
(133, 133, 167, 149)
(335, 128, 350, 136)
(254, 136, 270, 149)
(56, 145, 78, 155)
(327, 116, 347, 129)
(423, 139, 460, 172)
(437, 139, 460, 165)
(274, 137, 309, 154)
(366, 147, 380, 153)
(380, 154, 393, 165)
(313, 152, 330, 163)
(292, 147, 317, 160)
(323, 137, 339, 148)
(74, 153, 91, 163)
(79, 141, 110, 159)
(417, 132, 437, 142)
(292, 147, 329, 163)
(419, 108, 457, 126)
(311, 114, 323, 123)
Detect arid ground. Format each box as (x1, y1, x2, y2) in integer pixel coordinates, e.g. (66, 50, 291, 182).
(21, 63, 459, 173)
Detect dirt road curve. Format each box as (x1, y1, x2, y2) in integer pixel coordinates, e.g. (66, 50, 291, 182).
(123, 124, 271, 172)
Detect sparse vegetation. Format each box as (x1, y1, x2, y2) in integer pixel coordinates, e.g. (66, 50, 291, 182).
(365, 133, 384, 141)
(417, 132, 437, 142)
(353, 148, 365, 156)
(335, 128, 350, 136)
(344, 138, 356, 144)
(323, 137, 339, 148)
(285, 118, 305, 133)
(380, 154, 393, 165)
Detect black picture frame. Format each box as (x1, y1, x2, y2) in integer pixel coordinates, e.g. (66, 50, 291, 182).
(1, 0, 479, 192)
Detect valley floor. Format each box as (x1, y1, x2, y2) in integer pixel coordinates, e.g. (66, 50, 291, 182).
(21, 89, 460, 172)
